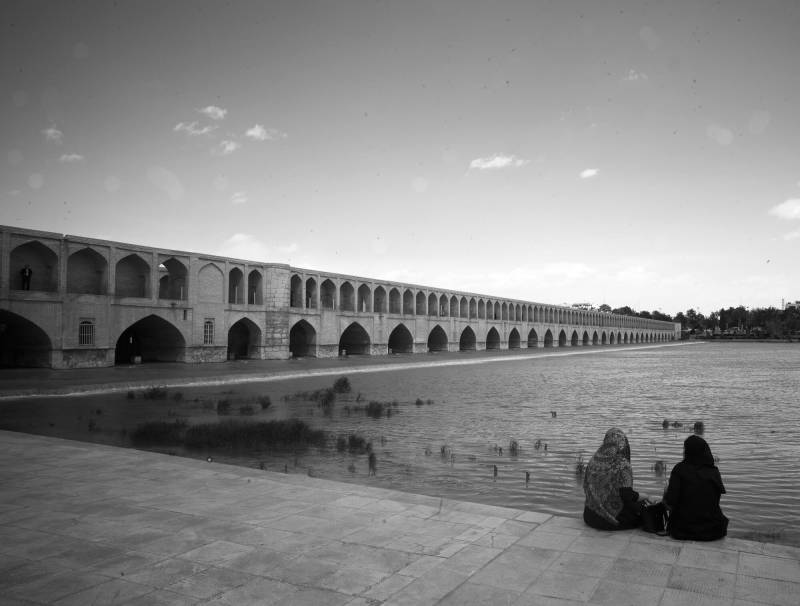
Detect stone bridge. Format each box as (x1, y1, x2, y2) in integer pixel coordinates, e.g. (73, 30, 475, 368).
(0, 225, 679, 368)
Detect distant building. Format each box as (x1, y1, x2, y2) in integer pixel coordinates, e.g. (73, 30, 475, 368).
(785, 301, 799, 310)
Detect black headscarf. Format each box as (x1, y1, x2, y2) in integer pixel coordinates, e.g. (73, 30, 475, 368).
(683, 435, 715, 467)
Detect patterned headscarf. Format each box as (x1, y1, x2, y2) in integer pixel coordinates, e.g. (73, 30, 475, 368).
(583, 427, 634, 525)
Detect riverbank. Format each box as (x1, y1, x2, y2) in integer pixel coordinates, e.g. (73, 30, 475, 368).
(0, 342, 692, 399)
(2, 429, 797, 605)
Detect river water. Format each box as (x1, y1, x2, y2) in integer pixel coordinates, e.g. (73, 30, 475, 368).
(2, 341, 799, 545)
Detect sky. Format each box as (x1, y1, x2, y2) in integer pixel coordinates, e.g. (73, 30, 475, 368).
(2, 0, 799, 316)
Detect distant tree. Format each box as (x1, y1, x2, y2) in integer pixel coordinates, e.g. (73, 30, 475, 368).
(638, 310, 652, 319)
(651, 310, 673, 322)
(612, 306, 636, 317)
(598, 303, 612, 313)
(674, 311, 687, 327)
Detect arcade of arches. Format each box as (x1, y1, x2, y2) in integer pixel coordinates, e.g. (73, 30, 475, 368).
(0, 225, 678, 368)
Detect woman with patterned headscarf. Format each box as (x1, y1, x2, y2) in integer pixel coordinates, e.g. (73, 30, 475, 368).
(663, 435, 728, 541)
(583, 427, 644, 530)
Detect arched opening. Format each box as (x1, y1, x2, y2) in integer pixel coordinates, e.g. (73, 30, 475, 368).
(321, 279, 336, 309)
(0, 310, 52, 367)
(11, 240, 58, 292)
(115, 315, 185, 364)
(459, 326, 476, 351)
(478, 299, 486, 319)
(508, 328, 520, 349)
(416, 291, 426, 315)
(388, 324, 413, 354)
(544, 329, 553, 347)
(289, 320, 316, 357)
(439, 294, 448, 317)
(623, 333, 629, 344)
(114, 254, 152, 299)
(389, 288, 401, 314)
(339, 322, 370, 355)
(229, 268, 245, 304)
(357, 284, 371, 313)
(450, 295, 458, 317)
(582, 331, 590, 346)
(609, 332, 615, 345)
(304, 277, 316, 308)
(428, 293, 437, 316)
(469, 298, 477, 319)
(601, 332, 607, 345)
(592, 331, 598, 345)
(486, 327, 500, 350)
(403, 289, 414, 315)
(158, 258, 187, 301)
(374, 286, 387, 313)
(427, 325, 448, 352)
(570, 331, 579, 347)
(248, 270, 263, 305)
(340, 282, 355, 312)
(459, 297, 468, 318)
(559, 330, 567, 347)
(67, 247, 107, 294)
(528, 329, 538, 348)
(227, 318, 261, 360)
(290, 274, 303, 308)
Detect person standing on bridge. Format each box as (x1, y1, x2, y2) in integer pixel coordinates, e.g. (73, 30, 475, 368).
(583, 427, 646, 530)
(20, 264, 32, 290)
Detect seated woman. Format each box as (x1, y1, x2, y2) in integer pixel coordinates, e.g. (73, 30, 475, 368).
(583, 427, 644, 530)
(663, 435, 728, 541)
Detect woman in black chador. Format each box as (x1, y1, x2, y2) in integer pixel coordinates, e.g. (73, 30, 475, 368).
(664, 435, 728, 541)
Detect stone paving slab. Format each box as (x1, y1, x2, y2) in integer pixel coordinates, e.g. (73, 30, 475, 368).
(1, 430, 798, 606)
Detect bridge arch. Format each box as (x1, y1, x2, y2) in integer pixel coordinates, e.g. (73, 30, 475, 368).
(115, 314, 185, 364)
(428, 293, 437, 316)
(486, 327, 500, 350)
(339, 322, 370, 355)
(388, 323, 413, 354)
(248, 270, 263, 305)
(428, 325, 448, 352)
(544, 329, 553, 347)
(116, 253, 151, 298)
(591, 331, 598, 345)
(228, 317, 261, 359)
(389, 287, 401, 314)
(158, 258, 187, 301)
(459, 296, 468, 318)
(403, 289, 414, 314)
(582, 331, 590, 346)
(230, 267, 245, 304)
(67, 247, 108, 294)
(559, 330, 568, 347)
(374, 286, 386, 313)
(11, 240, 58, 292)
(358, 284, 371, 313)
(459, 326, 476, 351)
(289, 320, 316, 357)
(340, 282, 355, 312)
(0, 310, 53, 367)
(290, 274, 302, 307)
(321, 279, 336, 309)
(416, 291, 426, 315)
(528, 328, 538, 348)
(508, 328, 520, 349)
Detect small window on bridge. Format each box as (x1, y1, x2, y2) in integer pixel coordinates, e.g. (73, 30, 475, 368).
(78, 319, 95, 346)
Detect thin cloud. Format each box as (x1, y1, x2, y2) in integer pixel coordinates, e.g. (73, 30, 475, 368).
(230, 191, 248, 205)
(469, 154, 527, 170)
(783, 229, 800, 241)
(768, 199, 800, 220)
(245, 124, 287, 141)
(216, 140, 241, 155)
(623, 68, 648, 82)
(42, 126, 63, 142)
(59, 153, 84, 163)
(198, 105, 227, 120)
(579, 168, 599, 179)
(174, 121, 217, 136)
(706, 124, 734, 146)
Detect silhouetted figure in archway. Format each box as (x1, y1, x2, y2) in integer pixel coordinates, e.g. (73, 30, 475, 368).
(20, 265, 32, 290)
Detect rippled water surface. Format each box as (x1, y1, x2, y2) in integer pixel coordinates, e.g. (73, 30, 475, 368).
(3, 342, 799, 545)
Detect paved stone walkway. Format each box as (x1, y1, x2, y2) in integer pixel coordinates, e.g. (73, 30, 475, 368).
(1, 430, 798, 606)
